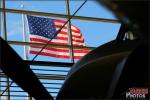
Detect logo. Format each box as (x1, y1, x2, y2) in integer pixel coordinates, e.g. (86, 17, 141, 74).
(126, 88, 149, 99)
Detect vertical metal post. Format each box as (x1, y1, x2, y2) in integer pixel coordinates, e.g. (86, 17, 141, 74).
(65, 0, 74, 63)
(2, 0, 10, 99)
(0, 2, 2, 100)
(1, 0, 3, 37)
(6, 78, 10, 100)
(2, 0, 7, 40)
(21, 4, 32, 100)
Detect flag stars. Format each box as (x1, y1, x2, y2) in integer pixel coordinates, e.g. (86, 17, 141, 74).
(27, 15, 57, 39)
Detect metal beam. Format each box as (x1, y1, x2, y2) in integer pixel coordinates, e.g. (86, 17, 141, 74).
(1, 0, 7, 40)
(0, 8, 121, 23)
(37, 75, 65, 80)
(1, 95, 30, 97)
(25, 60, 73, 67)
(0, 85, 61, 89)
(8, 40, 94, 50)
(1, 37, 53, 99)
(0, 73, 65, 80)
(31, 68, 69, 72)
(66, 0, 74, 63)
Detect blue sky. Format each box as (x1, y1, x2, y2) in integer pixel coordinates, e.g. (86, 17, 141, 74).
(4, 0, 121, 62)
(1, 0, 121, 99)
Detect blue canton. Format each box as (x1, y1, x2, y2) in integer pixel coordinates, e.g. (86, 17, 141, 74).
(27, 15, 57, 39)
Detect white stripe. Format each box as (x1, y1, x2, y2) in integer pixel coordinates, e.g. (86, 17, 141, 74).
(30, 35, 68, 43)
(51, 39, 68, 43)
(55, 28, 81, 36)
(72, 37, 84, 41)
(54, 22, 67, 27)
(54, 22, 79, 31)
(58, 32, 82, 38)
(57, 34, 68, 38)
(31, 39, 85, 46)
(30, 47, 86, 56)
(57, 34, 84, 41)
(51, 39, 85, 45)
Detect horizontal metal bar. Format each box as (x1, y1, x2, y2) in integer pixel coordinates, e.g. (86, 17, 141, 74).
(3, 90, 25, 92)
(35, 73, 66, 77)
(0, 80, 8, 82)
(0, 73, 65, 80)
(8, 40, 94, 50)
(0, 85, 17, 87)
(2, 90, 57, 94)
(0, 85, 61, 89)
(46, 87, 60, 89)
(49, 92, 58, 94)
(35, 73, 67, 76)
(0, 73, 6, 76)
(26, 60, 74, 67)
(1, 95, 30, 97)
(42, 82, 63, 85)
(32, 68, 69, 72)
(38, 75, 65, 80)
(0, 8, 121, 23)
(0, 80, 63, 85)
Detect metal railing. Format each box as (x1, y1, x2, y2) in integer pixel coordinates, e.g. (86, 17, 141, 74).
(0, 65, 71, 99)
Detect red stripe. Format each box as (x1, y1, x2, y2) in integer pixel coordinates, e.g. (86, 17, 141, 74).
(58, 31, 82, 38)
(74, 49, 90, 53)
(70, 24, 80, 31)
(29, 18, 87, 59)
(31, 46, 69, 52)
(30, 38, 68, 45)
(30, 50, 82, 59)
(30, 38, 48, 43)
(49, 41, 85, 47)
(56, 37, 84, 43)
(30, 46, 90, 53)
(30, 38, 85, 46)
(54, 19, 80, 31)
(46, 41, 67, 45)
(30, 38, 67, 45)
(55, 25, 81, 33)
(54, 19, 66, 23)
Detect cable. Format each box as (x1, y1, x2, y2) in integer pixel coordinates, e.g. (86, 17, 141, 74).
(0, 81, 13, 96)
(0, 0, 88, 96)
(31, 0, 88, 61)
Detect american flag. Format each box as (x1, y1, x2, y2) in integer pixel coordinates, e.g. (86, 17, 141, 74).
(27, 15, 90, 59)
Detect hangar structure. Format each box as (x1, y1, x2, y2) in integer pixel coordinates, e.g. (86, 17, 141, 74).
(0, 0, 149, 100)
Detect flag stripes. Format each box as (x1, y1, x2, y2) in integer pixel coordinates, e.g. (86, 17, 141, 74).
(29, 18, 90, 59)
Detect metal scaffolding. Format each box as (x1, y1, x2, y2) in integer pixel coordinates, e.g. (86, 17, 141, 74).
(0, 0, 120, 99)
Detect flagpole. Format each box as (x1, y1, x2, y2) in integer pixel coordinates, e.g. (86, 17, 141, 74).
(65, 0, 74, 63)
(21, 4, 32, 100)
(21, 4, 28, 60)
